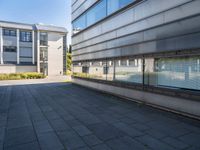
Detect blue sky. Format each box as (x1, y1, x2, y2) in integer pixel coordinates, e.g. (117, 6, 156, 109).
(0, 0, 71, 44)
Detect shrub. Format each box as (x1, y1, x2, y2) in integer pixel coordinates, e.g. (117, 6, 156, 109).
(0, 72, 46, 80)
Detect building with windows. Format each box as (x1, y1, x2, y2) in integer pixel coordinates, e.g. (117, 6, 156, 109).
(71, 0, 200, 118)
(0, 21, 67, 76)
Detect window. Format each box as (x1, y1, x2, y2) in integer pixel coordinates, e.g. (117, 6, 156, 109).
(73, 14, 86, 32)
(3, 46, 17, 52)
(72, 0, 135, 33)
(40, 47, 48, 62)
(40, 32, 48, 46)
(86, 0, 107, 26)
(146, 57, 200, 90)
(115, 58, 143, 83)
(3, 28, 16, 36)
(82, 66, 89, 73)
(20, 31, 32, 42)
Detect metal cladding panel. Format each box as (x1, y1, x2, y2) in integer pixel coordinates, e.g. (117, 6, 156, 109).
(72, 0, 85, 12)
(3, 52, 17, 62)
(72, 0, 193, 46)
(72, 32, 200, 61)
(72, 0, 200, 61)
(72, 15, 200, 57)
(19, 42, 32, 48)
(72, 0, 98, 21)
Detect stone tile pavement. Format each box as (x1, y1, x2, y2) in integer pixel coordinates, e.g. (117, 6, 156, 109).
(0, 80, 200, 150)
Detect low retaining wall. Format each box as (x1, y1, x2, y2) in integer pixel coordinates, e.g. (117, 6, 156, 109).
(73, 77, 200, 119)
(0, 65, 37, 73)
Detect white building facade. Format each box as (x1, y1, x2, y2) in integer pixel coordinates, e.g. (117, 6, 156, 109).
(0, 21, 67, 76)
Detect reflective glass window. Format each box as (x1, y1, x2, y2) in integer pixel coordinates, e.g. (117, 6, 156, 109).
(3, 28, 16, 36)
(147, 57, 200, 90)
(73, 14, 86, 32)
(40, 32, 48, 46)
(86, 0, 107, 26)
(20, 31, 32, 42)
(115, 58, 143, 83)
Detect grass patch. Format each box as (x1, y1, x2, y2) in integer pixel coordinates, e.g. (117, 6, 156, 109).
(0, 72, 46, 80)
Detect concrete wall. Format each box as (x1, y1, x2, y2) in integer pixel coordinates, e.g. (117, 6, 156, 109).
(0, 65, 37, 73)
(47, 32, 64, 76)
(72, 0, 200, 61)
(73, 78, 200, 119)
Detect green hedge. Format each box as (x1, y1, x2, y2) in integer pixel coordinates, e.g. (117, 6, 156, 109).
(0, 72, 46, 80)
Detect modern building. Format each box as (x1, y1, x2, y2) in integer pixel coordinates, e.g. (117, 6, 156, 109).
(0, 21, 67, 76)
(71, 0, 200, 118)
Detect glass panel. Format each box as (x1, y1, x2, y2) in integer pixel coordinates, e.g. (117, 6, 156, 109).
(119, 0, 135, 8)
(40, 47, 48, 62)
(107, 0, 120, 14)
(3, 29, 16, 36)
(145, 57, 200, 90)
(115, 58, 143, 83)
(20, 31, 32, 42)
(73, 14, 86, 32)
(86, 0, 107, 26)
(40, 32, 48, 46)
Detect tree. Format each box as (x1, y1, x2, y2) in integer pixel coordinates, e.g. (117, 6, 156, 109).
(66, 45, 72, 75)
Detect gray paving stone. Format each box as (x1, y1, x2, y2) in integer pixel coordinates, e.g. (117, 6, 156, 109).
(57, 130, 86, 149)
(0, 127, 5, 142)
(4, 142, 40, 150)
(4, 126, 36, 148)
(76, 146, 92, 150)
(73, 125, 92, 136)
(38, 132, 64, 150)
(30, 112, 46, 122)
(49, 118, 71, 132)
(136, 135, 175, 150)
(33, 120, 53, 135)
(130, 123, 151, 131)
(44, 111, 61, 120)
(144, 128, 167, 139)
(87, 123, 125, 141)
(106, 136, 148, 150)
(66, 119, 83, 127)
(179, 133, 200, 148)
(83, 134, 102, 146)
(1, 81, 200, 150)
(113, 122, 144, 137)
(92, 144, 112, 150)
(162, 137, 190, 149)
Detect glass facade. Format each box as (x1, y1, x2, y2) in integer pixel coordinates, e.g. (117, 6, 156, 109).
(40, 47, 48, 75)
(3, 28, 16, 36)
(115, 58, 143, 83)
(72, 0, 136, 32)
(107, 0, 134, 14)
(73, 56, 200, 91)
(20, 31, 32, 42)
(86, 0, 107, 26)
(40, 32, 48, 46)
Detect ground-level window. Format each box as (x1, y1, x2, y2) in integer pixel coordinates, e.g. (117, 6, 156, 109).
(73, 56, 200, 91)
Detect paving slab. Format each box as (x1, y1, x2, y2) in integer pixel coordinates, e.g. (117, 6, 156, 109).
(0, 79, 200, 150)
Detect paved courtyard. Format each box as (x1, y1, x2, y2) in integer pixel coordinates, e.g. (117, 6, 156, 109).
(0, 79, 200, 150)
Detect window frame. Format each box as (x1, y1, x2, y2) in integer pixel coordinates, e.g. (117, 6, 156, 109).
(3, 28, 17, 37)
(20, 31, 32, 42)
